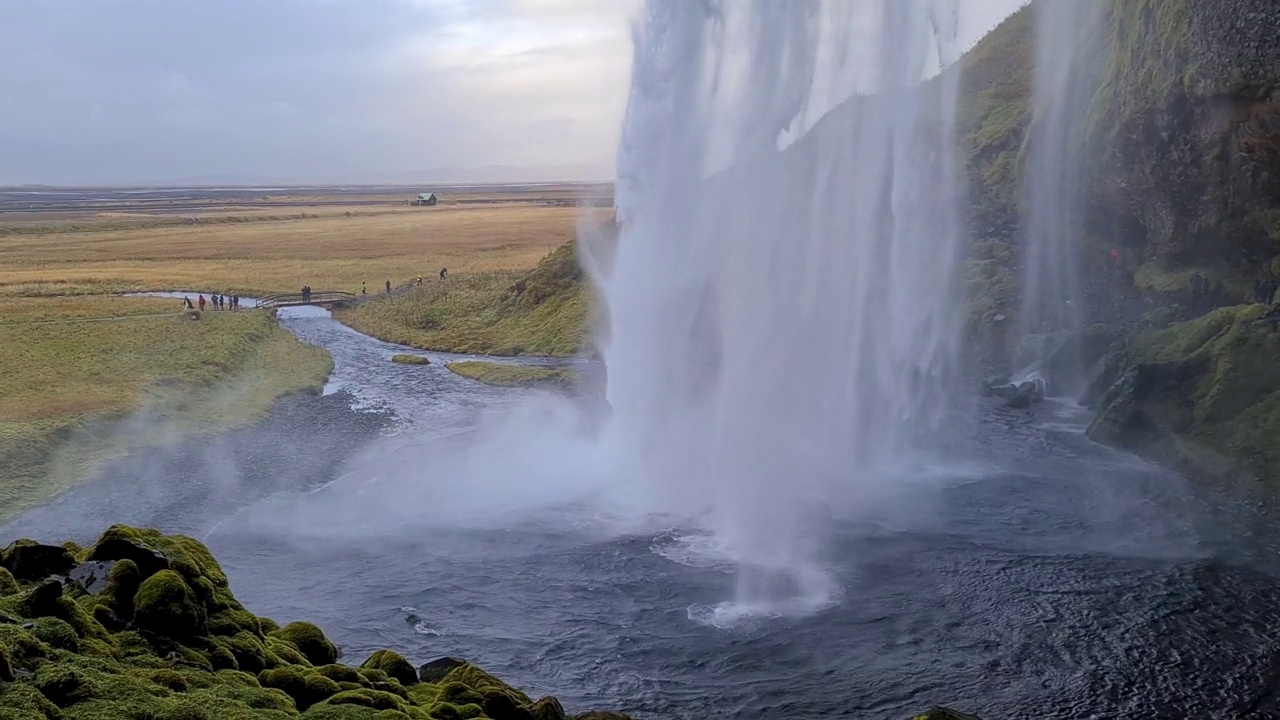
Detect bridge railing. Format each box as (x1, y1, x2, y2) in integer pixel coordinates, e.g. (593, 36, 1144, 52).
(257, 290, 357, 308)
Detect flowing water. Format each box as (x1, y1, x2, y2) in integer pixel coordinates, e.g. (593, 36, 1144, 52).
(601, 0, 967, 619)
(9, 3, 1280, 718)
(1013, 1, 1104, 393)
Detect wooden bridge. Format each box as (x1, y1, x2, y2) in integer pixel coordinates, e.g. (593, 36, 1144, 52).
(256, 290, 358, 309)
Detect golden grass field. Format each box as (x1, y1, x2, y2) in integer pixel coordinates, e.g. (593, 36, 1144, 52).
(0, 187, 600, 520)
(0, 204, 582, 298)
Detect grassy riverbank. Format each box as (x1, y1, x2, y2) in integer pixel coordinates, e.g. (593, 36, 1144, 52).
(0, 300, 331, 524)
(446, 361, 577, 388)
(335, 241, 592, 357)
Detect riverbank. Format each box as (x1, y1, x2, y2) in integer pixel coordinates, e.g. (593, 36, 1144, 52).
(335, 241, 591, 358)
(0, 298, 332, 525)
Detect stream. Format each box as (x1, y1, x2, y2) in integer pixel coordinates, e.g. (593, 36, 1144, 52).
(6, 305, 1280, 719)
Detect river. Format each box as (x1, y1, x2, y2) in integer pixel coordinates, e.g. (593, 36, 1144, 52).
(5, 307, 1280, 719)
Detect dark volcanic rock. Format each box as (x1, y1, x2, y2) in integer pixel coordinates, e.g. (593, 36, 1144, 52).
(1, 540, 75, 582)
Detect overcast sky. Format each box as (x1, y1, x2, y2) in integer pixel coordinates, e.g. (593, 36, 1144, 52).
(0, 0, 1026, 187)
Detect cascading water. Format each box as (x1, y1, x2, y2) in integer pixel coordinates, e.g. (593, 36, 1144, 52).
(595, 0, 967, 616)
(1014, 0, 1104, 396)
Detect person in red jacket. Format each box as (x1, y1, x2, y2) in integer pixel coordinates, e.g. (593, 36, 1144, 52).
(198, 294, 206, 311)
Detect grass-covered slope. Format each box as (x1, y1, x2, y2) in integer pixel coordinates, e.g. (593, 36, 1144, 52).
(0, 302, 332, 525)
(0, 525, 633, 720)
(335, 242, 590, 358)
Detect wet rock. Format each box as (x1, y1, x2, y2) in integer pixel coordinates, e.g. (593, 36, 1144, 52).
(532, 696, 567, 720)
(1003, 381, 1044, 409)
(68, 560, 117, 595)
(483, 690, 535, 720)
(2, 540, 76, 582)
(21, 579, 65, 617)
(84, 525, 170, 579)
(418, 656, 467, 684)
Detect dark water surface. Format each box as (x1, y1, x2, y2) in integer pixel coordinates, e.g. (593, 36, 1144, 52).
(6, 309, 1280, 720)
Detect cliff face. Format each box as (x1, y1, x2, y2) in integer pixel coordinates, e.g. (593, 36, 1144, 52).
(1091, 0, 1280, 280)
(958, 0, 1280, 486)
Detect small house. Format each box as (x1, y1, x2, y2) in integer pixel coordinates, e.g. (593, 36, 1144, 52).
(415, 192, 438, 206)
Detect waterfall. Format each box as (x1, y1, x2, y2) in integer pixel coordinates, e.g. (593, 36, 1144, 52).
(594, 0, 966, 615)
(1015, 0, 1104, 395)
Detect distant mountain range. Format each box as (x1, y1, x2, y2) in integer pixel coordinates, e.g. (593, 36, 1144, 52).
(152, 163, 614, 188)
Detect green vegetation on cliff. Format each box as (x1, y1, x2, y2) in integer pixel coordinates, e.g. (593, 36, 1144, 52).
(1088, 304, 1280, 486)
(336, 242, 590, 358)
(0, 525, 633, 719)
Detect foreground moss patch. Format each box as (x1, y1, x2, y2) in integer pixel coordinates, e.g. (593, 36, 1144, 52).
(0, 524, 643, 720)
(0, 524, 979, 719)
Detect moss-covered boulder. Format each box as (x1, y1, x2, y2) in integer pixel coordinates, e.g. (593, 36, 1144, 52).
(134, 569, 206, 638)
(1, 540, 76, 582)
(0, 566, 19, 596)
(260, 665, 343, 710)
(270, 621, 338, 666)
(361, 649, 417, 688)
(531, 696, 567, 720)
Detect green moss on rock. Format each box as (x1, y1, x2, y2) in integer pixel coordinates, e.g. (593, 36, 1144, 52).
(269, 622, 337, 666)
(360, 650, 417, 688)
(260, 665, 342, 710)
(133, 569, 205, 638)
(30, 617, 80, 652)
(0, 566, 19, 596)
(0, 526, 678, 720)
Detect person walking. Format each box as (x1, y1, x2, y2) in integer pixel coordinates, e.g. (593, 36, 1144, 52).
(386, 279, 392, 294)
(198, 295, 206, 312)
(439, 267, 448, 281)
(416, 274, 423, 286)
(361, 281, 367, 296)
(184, 296, 194, 310)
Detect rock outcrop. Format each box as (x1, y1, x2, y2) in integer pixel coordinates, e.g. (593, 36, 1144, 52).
(950, 0, 1280, 485)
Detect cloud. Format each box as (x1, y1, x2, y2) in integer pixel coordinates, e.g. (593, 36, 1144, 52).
(0, 0, 637, 185)
(0, 0, 1024, 187)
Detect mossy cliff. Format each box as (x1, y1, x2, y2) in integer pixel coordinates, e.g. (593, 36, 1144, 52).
(1085, 304, 1280, 492)
(0, 525, 634, 720)
(0, 525, 977, 720)
(951, 0, 1280, 484)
